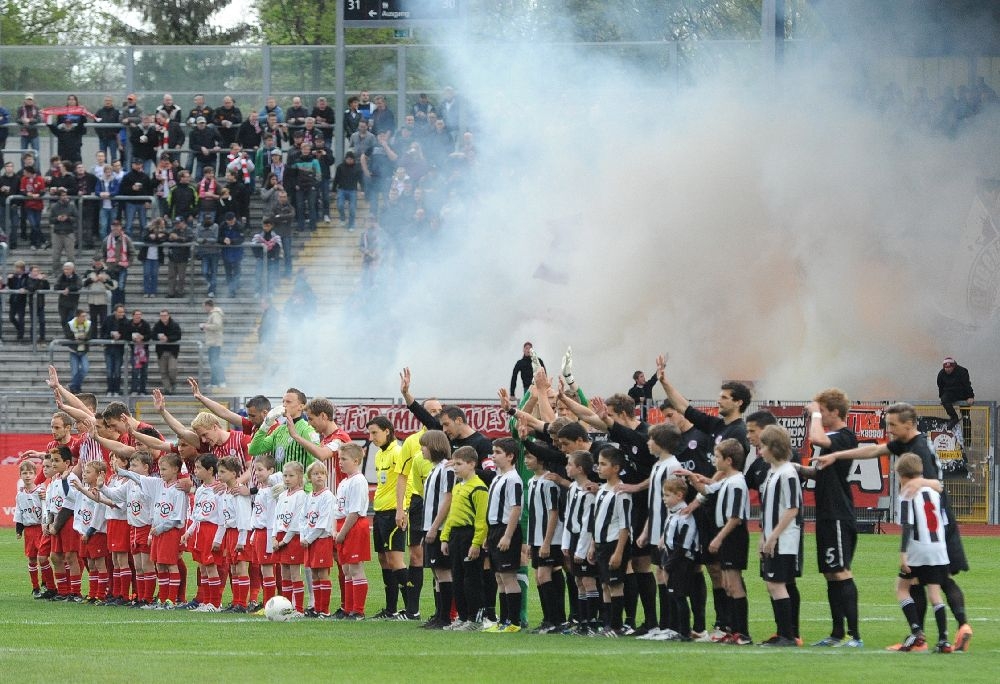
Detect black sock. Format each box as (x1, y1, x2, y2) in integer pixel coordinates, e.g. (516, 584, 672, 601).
(482, 570, 498, 620)
(611, 595, 625, 630)
(933, 603, 949, 642)
(577, 587, 590, 624)
(910, 583, 927, 626)
(601, 600, 612, 629)
(551, 570, 567, 624)
(901, 598, 922, 633)
(773, 597, 792, 640)
(432, 583, 441, 620)
(734, 596, 749, 637)
(566, 576, 579, 622)
(827, 580, 846, 639)
(787, 580, 801, 639)
(712, 586, 727, 630)
(671, 593, 691, 635)
(406, 566, 423, 615)
(392, 569, 408, 613)
(689, 572, 707, 633)
(590, 592, 603, 628)
(438, 581, 454, 622)
(382, 568, 395, 611)
(657, 584, 671, 629)
(623, 574, 638, 626)
(841, 578, 860, 639)
(497, 590, 508, 624)
(943, 576, 967, 627)
(636, 572, 656, 628)
(508, 591, 521, 625)
(537, 581, 551, 624)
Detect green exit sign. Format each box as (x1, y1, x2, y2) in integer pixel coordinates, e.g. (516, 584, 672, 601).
(394, 29, 411, 38)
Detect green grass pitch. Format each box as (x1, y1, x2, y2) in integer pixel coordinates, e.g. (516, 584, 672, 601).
(0, 532, 996, 682)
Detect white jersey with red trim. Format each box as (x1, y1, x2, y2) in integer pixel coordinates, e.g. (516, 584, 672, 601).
(273, 489, 306, 536)
(152, 480, 188, 529)
(101, 475, 130, 521)
(15, 486, 45, 526)
(336, 473, 369, 520)
(74, 492, 108, 534)
(187, 484, 223, 535)
(252, 473, 283, 532)
(300, 488, 335, 544)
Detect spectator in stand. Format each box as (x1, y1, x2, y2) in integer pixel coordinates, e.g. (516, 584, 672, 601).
(0, 99, 9, 163)
(370, 96, 397, 138)
(168, 169, 198, 221)
(66, 309, 93, 393)
(166, 217, 191, 299)
(255, 135, 280, 182)
(54, 261, 82, 338)
(103, 220, 134, 307)
(187, 94, 214, 127)
(262, 112, 287, 149)
(510, 342, 543, 398)
(82, 257, 116, 337)
(311, 97, 335, 130)
(193, 215, 220, 298)
(71, 162, 99, 248)
(130, 115, 160, 175)
(412, 93, 435, 134)
(313, 136, 334, 223)
(361, 132, 397, 220)
(127, 308, 152, 394)
(102, 303, 129, 396)
(334, 152, 363, 231)
(0, 162, 20, 248)
(344, 96, 363, 140)
(119, 94, 142, 165)
(359, 217, 380, 287)
(49, 190, 78, 273)
(156, 93, 182, 124)
(291, 142, 321, 233)
(196, 166, 221, 226)
(628, 370, 658, 419)
(17, 94, 43, 155)
(348, 119, 376, 159)
(140, 217, 167, 298)
(263, 150, 286, 194)
(189, 116, 223, 180)
(19, 165, 46, 249)
(269, 190, 296, 278)
(223, 167, 251, 226)
(95, 164, 120, 241)
(213, 96, 243, 170)
(937, 357, 974, 432)
(200, 298, 226, 389)
(45, 158, 74, 198)
(151, 309, 182, 394)
(251, 218, 283, 295)
(219, 212, 244, 297)
(226, 144, 256, 195)
(438, 86, 461, 138)
(237, 110, 263, 154)
(301, 117, 324, 149)
(262, 95, 284, 123)
(357, 91, 374, 119)
(153, 153, 177, 217)
(285, 96, 309, 133)
(121, 158, 153, 237)
(48, 95, 88, 164)
(26, 265, 50, 342)
(424, 118, 454, 169)
(153, 111, 185, 159)
(6, 260, 29, 342)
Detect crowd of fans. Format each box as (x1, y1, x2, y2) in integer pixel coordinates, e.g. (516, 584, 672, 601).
(0, 88, 480, 338)
(862, 76, 999, 135)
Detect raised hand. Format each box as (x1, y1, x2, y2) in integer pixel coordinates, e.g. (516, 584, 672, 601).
(498, 388, 511, 412)
(152, 388, 165, 411)
(560, 346, 574, 384)
(187, 377, 202, 397)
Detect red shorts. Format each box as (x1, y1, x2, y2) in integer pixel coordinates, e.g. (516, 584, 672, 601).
(130, 524, 152, 555)
(276, 532, 304, 565)
(36, 532, 52, 558)
(150, 527, 182, 566)
(194, 521, 221, 566)
(222, 527, 250, 564)
(336, 517, 371, 564)
(52, 519, 80, 555)
(249, 529, 275, 566)
(79, 532, 109, 560)
(305, 536, 334, 569)
(22, 525, 43, 558)
(106, 519, 130, 553)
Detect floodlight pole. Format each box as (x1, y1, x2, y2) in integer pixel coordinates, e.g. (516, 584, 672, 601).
(335, 5, 346, 163)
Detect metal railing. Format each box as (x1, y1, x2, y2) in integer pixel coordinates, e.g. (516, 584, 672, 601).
(47, 337, 204, 395)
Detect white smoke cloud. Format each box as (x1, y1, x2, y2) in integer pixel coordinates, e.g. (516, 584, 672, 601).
(271, 11, 1000, 406)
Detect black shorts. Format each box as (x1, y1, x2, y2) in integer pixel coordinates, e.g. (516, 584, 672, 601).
(567, 532, 598, 578)
(595, 541, 630, 586)
(759, 553, 799, 584)
(629, 506, 650, 558)
(717, 524, 749, 571)
(531, 544, 564, 569)
(899, 564, 948, 586)
(815, 519, 856, 574)
(372, 510, 405, 553)
(694, 506, 719, 564)
(425, 539, 447, 569)
(487, 524, 521, 572)
(666, 555, 695, 592)
(944, 511, 969, 574)
(408, 495, 425, 538)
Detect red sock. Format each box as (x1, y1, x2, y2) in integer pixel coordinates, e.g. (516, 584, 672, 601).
(27, 562, 40, 590)
(262, 576, 277, 604)
(86, 572, 98, 599)
(98, 571, 109, 600)
(249, 564, 262, 603)
(354, 578, 368, 616)
(344, 578, 356, 614)
(40, 561, 55, 591)
(292, 580, 304, 613)
(280, 574, 292, 601)
(315, 579, 330, 615)
(55, 571, 69, 596)
(176, 557, 187, 603)
(69, 574, 82, 597)
(168, 571, 181, 603)
(157, 572, 169, 602)
(236, 575, 250, 607)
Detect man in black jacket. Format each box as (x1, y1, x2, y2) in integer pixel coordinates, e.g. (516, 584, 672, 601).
(102, 303, 130, 395)
(189, 116, 223, 179)
(165, 217, 191, 298)
(938, 357, 974, 430)
(510, 342, 544, 398)
(54, 261, 82, 337)
(94, 95, 122, 162)
(121, 159, 154, 237)
(151, 309, 182, 394)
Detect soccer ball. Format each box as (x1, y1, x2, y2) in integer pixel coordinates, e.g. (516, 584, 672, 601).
(264, 596, 296, 621)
